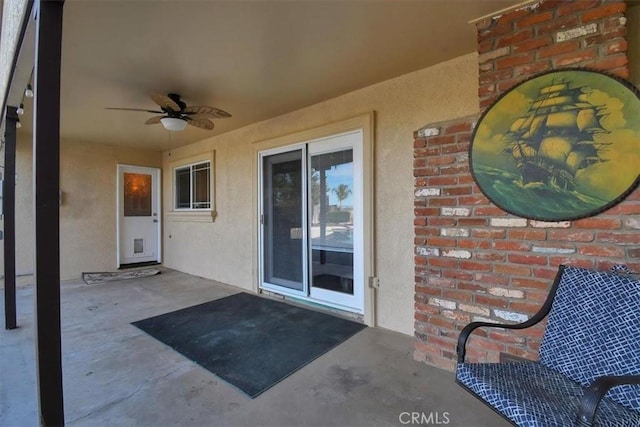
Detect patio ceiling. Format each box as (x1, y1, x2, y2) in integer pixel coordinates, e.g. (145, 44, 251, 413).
(17, 0, 525, 151)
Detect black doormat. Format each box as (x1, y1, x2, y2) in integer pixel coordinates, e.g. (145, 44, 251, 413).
(132, 292, 366, 398)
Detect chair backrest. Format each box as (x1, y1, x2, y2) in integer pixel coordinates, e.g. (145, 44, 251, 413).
(539, 265, 640, 411)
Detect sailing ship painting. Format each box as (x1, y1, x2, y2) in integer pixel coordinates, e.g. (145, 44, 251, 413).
(470, 69, 640, 221)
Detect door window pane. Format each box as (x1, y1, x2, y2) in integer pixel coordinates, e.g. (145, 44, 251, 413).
(123, 173, 152, 217)
(263, 150, 304, 291)
(310, 149, 354, 295)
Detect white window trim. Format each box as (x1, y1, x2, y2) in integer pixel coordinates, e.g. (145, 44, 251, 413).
(167, 151, 217, 223)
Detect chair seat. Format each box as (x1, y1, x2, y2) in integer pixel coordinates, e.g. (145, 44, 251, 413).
(456, 362, 640, 427)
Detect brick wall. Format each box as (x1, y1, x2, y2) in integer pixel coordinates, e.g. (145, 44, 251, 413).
(413, 0, 639, 370)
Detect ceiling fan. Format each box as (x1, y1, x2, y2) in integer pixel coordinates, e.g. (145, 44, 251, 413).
(106, 93, 231, 131)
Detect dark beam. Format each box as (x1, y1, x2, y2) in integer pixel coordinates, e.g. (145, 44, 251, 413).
(33, 0, 65, 425)
(4, 106, 18, 330)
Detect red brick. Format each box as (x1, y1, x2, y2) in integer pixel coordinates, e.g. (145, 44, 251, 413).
(427, 155, 457, 166)
(480, 22, 515, 40)
(548, 258, 595, 270)
(496, 52, 536, 70)
(556, 0, 600, 16)
(537, 40, 580, 59)
(439, 165, 469, 176)
(606, 203, 640, 215)
(584, 28, 626, 47)
(459, 240, 492, 250)
(442, 289, 472, 302)
(478, 38, 495, 54)
(508, 254, 548, 266)
(442, 143, 470, 155)
(428, 218, 456, 227)
(458, 218, 488, 227)
(547, 230, 595, 242)
(414, 167, 439, 177)
(413, 159, 426, 168)
(442, 186, 472, 196)
(459, 261, 492, 271)
(427, 135, 455, 145)
(475, 294, 509, 309)
(497, 29, 534, 48)
(536, 15, 579, 34)
(428, 197, 457, 207)
(459, 195, 490, 205)
(414, 147, 440, 158)
(458, 282, 486, 292)
(414, 217, 427, 226)
(578, 245, 626, 258)
(427, 237, 458, 248)
(513, 36, 553, 53)
(510, 301, 543, 314)
(479, 68, 514, 85)
(554, 47, 598, 66)
(494, 264, 531, 276)
(413, 139, 426, 148)
(514, 60, 551, 76)
(475, 206, 506, 216)
(511, 277, 550, 290)
(475, 273, 510, 286)
(472, 229, 506, 239)
(581, 2, 626, 22)
(415, 285, 441, 297)
(414, 207, 440, 216)
(589, 54, 629, 72)
(573, 217, 622, 229)
(488, 331, 526, 344)
(516, 11, 553, 28)
(474, 252, 506, 262)
(597, 232, 640, 245)
(428, 257, 458, 269)
(493, 241, 531, 252)
(479, 83, 495, 98)
(507, 229, 547, 240)
(443, 269, 474, 281)
(498, 7, 532, 23)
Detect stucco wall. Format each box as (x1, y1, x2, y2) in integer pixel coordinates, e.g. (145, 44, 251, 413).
(163, 53, 480, 335)
(13, 135, 162, 281)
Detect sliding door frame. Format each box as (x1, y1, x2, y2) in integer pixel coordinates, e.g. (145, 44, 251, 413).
(252, 112, 376, 326)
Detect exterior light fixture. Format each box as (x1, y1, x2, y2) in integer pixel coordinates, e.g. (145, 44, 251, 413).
(160, 117, 188, 131)
(25, 85, 34, 98)
(16, 104, 24, 115)
(16, 119, 21, 129)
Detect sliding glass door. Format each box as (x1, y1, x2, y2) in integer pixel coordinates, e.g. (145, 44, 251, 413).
(259, 131, 363, 313)
(261, 148, 306, 294)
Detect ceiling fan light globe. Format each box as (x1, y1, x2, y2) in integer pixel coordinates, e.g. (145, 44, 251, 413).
(160, 117, 188, 131)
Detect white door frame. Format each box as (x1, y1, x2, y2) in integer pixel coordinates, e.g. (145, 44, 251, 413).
(116, 164, 162, 267)
(258, 131, 364, 314)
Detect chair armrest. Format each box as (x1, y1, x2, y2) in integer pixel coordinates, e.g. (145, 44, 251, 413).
(575, 375, 640, 427)
(456, 318, 539, 363)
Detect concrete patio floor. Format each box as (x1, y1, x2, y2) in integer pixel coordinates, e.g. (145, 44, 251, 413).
(1, 267, 510, 427)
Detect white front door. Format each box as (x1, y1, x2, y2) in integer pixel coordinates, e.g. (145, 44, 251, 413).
(117, 165, 161, 266)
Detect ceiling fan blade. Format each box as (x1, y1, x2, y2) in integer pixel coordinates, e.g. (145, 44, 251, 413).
(186, 116, 215, 130)
(183, 106, 232, 118)
(151, 93, 181, 112)
(144, 115, 164, 125)
(105, 107, 164, 113)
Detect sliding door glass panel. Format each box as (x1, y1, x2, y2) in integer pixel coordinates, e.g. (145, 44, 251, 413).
(310, 149, 354, 295)
(262, 150, 304, 291)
